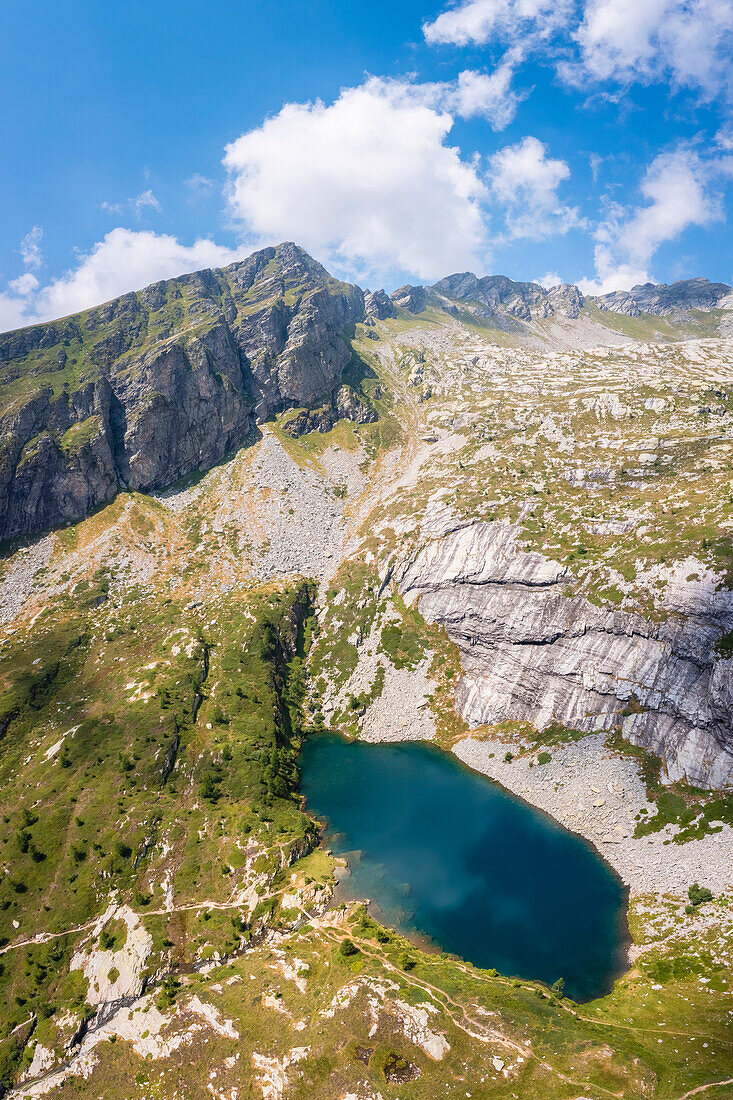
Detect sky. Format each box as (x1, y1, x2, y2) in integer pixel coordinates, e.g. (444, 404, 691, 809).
(2, 0, 733, 330)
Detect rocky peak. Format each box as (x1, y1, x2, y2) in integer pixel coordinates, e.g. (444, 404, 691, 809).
(390, 284, 428, 313)
(389, 270, 733, 329)
(363, 288, 397, 324)
(412, 271, 586, 323)
(0, 243, 370, 544)
(434, 271, 586, 321)
(595, 277, 733, 317)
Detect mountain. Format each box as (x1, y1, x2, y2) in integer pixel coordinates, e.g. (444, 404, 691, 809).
(2, 248, 730, 545)
(0, 245, 731, 1099)
(0, 243, 378, 543)
(392, 271, 733, 331)
(596, 276, 733, 317)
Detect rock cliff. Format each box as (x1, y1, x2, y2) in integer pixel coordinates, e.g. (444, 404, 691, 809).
(390, 271, 732, 330)
(398, 520, 733, 789)
(431, 272, 585, 322)
(0, 243, 369, 542)
(596, 277, 733, 317)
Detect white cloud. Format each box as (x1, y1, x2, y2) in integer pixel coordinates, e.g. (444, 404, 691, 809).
(8, 272, 39, 296)
(488, 136, 582, 238)
(423, 0, 571, 47)
(426, 0, 733, 103)
(620, 150, 718, 265)
(223, 77, 489, 282)
(570, 0, 733, 97)
(0, 228, 240, 332)
(580, 149, 722, 293)
(20, 225, 43, 270)
(134, 189, 162, 216)
(446, 60, 524, 129)
(185, 173, 216, 196)
(537, 271, 564, 288)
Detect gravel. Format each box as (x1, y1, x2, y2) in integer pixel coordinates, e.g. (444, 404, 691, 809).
(454, 733, 733, 897)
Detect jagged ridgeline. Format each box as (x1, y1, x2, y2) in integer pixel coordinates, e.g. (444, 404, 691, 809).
(0, 243, 395, 544)
(1, 239, 730, 545)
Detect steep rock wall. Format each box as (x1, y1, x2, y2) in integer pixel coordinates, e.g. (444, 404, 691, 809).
(398, 521, 733, 789)
(0, 244, 367, 543)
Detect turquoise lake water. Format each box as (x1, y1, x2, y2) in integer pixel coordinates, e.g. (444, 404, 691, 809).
(299, 733, 628, 1002)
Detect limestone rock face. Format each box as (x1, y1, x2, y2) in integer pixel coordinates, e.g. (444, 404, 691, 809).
(430, 272, 585, 323)
(390, 285, 428, 313)
(596, 277, 732, 317)
(392, 271, 586, 326)
(0, 243, 367, 542)
(390, 271, 732, 328)
(398, 521, 733, 788)
(364, 289, 397, 324)
(281, 384, 377, 438)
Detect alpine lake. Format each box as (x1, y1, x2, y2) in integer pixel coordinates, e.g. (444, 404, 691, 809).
(300, 733, 629, 1002)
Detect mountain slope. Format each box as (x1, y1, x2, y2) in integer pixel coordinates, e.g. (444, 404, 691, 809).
(0, 248, 731, 1099)
(0, 243, 368, 543)
(392, 272, 733, 338)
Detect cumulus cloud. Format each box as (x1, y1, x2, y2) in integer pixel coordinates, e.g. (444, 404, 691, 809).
(445, 60, 524, 129)
(569, 0, 733, 97)
(537, 271, 564, 288)
(426, 0, 733, 101)
(0, 228, 240, 332)
(580, 149, 722, 293)
(20, 225, 44, 270)
(8, 272, 39, 296)
(423, 0, 571, 47)
(489, 136, 582, 238)
(223, 77, 489, 282)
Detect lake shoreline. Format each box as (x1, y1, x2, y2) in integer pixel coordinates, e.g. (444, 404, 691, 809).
(451, 732, 733, 900)
(301, 731, 629, 1001)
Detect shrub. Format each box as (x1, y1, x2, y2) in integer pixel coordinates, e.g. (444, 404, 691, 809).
(339, 939, 359, 957)
(156, 975, 181, 1011)
(688, 883, 713, 908)
(504, 752, 514, 763)
(537, 752, 552, 766)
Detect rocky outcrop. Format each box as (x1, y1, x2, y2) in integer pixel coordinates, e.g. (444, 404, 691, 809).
(397, 521, 733, 789)
(391, 271, 732, 329)
(0, 243, 368, 542)
(392, 272, 584, 325)
(431, 272, 585, 322)
(391, 285, 428, 313)
(363, 289, 397, 324)
(596, 277, 733, 317)
(281, 384, 377, 438)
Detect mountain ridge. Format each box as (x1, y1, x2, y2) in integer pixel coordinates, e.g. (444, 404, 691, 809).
(0, 243, 378, 543)
(393, 272, 733, 325)
(1, 242, 731, 545)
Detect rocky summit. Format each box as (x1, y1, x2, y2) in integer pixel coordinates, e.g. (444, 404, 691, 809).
(0, 243, 370, 543)
(0, 244, 731, 1100)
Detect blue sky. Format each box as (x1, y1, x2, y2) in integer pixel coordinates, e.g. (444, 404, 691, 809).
(2, 0, 733, 328)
